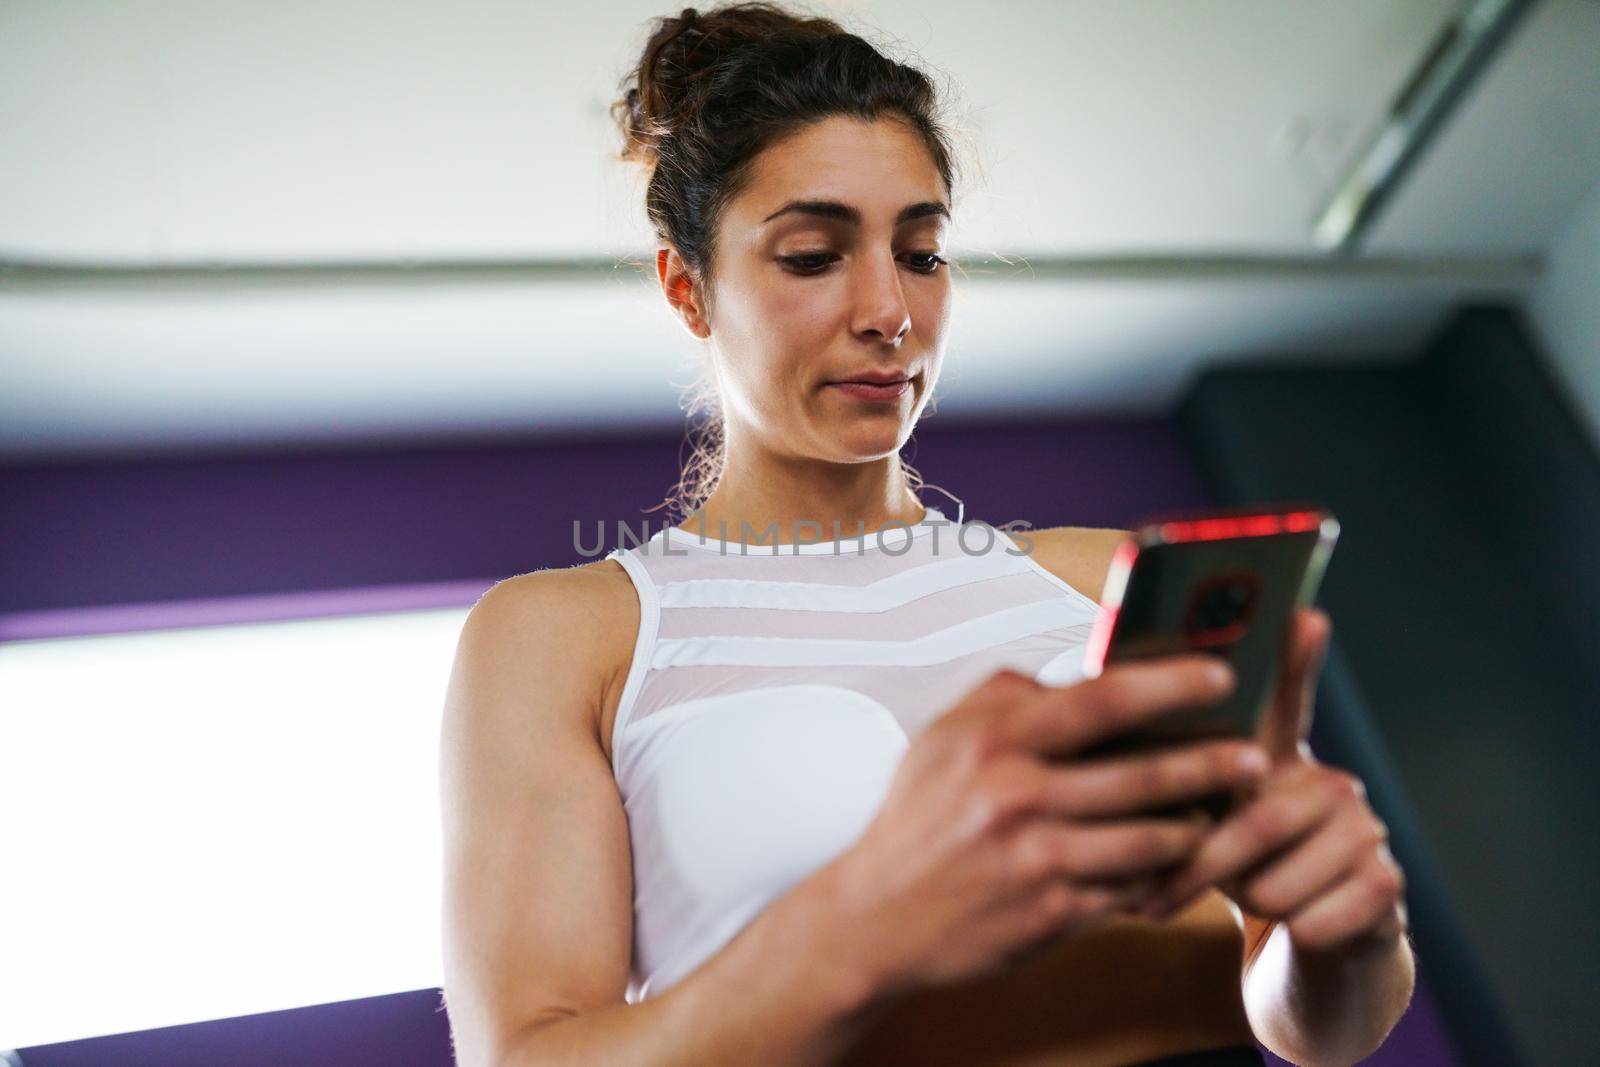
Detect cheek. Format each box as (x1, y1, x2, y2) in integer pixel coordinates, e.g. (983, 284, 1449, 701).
(756, 278, 839, 343)
(716, 278, 837, 412)
(724, 345, 795, 413)
(912, 281, 953, 344)
(719, 263, 833, 334)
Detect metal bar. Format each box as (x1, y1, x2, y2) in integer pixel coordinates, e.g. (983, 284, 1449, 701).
(0, 251, 1544, 294)
(1313, 0, 1541, 252)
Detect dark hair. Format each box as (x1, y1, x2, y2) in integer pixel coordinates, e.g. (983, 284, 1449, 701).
(611, 1, 961, 522)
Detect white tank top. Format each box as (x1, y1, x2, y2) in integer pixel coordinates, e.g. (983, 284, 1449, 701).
(603, 504, 1102, 1003)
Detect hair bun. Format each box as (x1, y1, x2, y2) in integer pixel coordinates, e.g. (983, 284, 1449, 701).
(613, 3, 848, 167)
(615, 6, 715, 166)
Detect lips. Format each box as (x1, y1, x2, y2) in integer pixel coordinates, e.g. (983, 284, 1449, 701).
(829, 377, 912, 401)
(830, 369, 914, 386)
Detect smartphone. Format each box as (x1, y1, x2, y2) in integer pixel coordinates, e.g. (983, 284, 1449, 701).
(1080, 503, 1340, 755)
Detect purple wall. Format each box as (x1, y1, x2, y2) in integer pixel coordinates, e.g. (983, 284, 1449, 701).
(2, 415, 1454, 1066)
(0, 416, 1200, 619)
(13, 991, 454, 1067)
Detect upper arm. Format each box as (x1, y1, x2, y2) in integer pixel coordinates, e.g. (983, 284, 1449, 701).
(438, 568, 637, 1066)
(1024, 525, 1132, 603)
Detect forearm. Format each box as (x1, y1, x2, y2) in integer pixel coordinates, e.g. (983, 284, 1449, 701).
(1243, 922, 1415, 1067)
(500, 864, 892, 1067)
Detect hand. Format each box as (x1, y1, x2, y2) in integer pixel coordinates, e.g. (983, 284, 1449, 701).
(1143, 609, 1409, 954)
(819, 657, 1272, 1000)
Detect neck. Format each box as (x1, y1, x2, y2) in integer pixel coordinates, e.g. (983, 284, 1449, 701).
(678, 449, 926, 547)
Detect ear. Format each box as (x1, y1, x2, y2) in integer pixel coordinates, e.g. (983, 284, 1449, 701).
(656, 246, 711, 340)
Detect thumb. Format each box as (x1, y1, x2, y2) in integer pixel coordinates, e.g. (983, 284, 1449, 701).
(1257, 607, 1331, 764)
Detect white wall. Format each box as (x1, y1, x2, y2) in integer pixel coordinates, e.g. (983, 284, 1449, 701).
(0, 0, 1462, 262)
(1528, 181, 1600, 452)
(3, 0, 1596, 457)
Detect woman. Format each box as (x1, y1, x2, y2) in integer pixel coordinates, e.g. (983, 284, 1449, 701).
(438, 4, 1415, 1065)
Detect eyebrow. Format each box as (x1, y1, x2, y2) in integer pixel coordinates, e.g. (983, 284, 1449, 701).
(760, 199, 950, 226)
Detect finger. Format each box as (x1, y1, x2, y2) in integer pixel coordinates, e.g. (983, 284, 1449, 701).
(1000, 656, 1236, 758)
(1259, 608, 1331, 764)
(990, 866, 1152, 914)
(951, 667, 1047, 722)
(1231, 805, 1384, 917)
(1011, 816, 1209, 883)
(1041, 739, 1270, 819)
(1283, 848, 1408, 953)
(1007, 878, 1154, 961)
(1149, 765, 1340, 911)
(1055, 877, 1157, 915)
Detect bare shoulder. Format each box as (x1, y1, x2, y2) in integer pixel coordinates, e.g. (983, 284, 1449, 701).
(1015, 524, 1132, 604)
(460, 559, 640, 749)
(486, 558, 638, 634)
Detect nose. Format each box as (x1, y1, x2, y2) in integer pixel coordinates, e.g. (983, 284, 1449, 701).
(850, 252, 912, 346)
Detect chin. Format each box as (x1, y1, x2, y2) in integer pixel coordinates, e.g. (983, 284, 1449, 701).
(826, 426, 912, 462)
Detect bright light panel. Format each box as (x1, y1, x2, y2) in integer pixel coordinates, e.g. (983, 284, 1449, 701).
(0, 605, 471, 1050)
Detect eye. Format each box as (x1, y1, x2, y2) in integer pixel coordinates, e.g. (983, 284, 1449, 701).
(777, 252, 839, 275)
(776, 251, 949, 276)
(901, 252, 948, 274)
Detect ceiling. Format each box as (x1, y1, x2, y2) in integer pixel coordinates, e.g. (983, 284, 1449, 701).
(2, 0, 1598, 459)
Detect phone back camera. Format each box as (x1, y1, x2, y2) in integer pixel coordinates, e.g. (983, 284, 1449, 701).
(1184, 572, 1260, 648)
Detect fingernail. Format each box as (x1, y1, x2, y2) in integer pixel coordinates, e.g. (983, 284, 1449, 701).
(1237, 748, 1269, 775)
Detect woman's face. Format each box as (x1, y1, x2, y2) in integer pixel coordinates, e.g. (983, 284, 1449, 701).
(684, 114, 953, 465)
